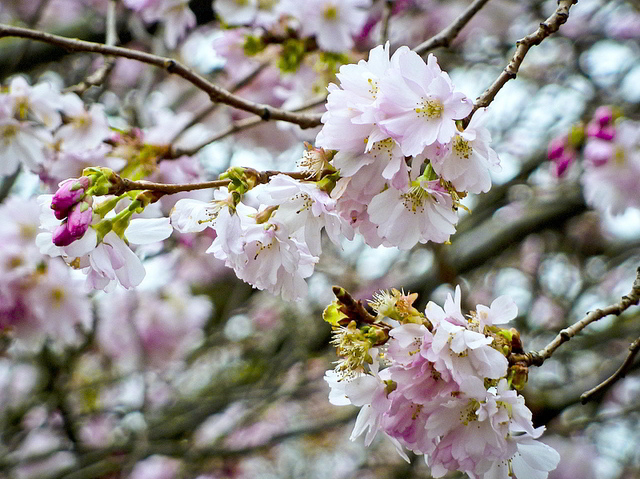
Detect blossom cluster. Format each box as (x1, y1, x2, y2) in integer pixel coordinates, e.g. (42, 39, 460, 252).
(26, 44, 501, 301)
(171, 170, 352, 301)
(324, 287, 560, 479)
(548, 106, 640, 215)
(37, 169, 172, 291)
(0, 75, 125, 181)
(316, 43, 499, 249)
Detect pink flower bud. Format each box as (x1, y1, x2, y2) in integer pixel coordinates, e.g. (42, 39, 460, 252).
(52, 223, 75, 246)
(553, 153, 574, 177)
(547, 136, 566, 160)
(586, 122, 615, 141)
(66, 202, 93, 238)
(594, 105, 613, 126)
(51, 177, 91, 215)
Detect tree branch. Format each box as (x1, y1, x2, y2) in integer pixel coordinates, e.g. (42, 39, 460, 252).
(413, 0, 493, 55)
(0, 24, 323, 129)
(172, 94, 328, 158)
(510, 267, 640, 367)
(106, 169, 310, 196)
(462, 0, 577, 126)
(580, 335, 640, 404)
(65, 0, 118, 95)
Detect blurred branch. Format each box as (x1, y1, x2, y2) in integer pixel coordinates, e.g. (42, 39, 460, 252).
(168, 62, 270, 145)
(511, 267, 640, 367)
(172, 94, 327, 158)
(413, 0, 493, 55)
(463, 0, 577, 127)
(65, 0, 118, 95)
(580, 335, 640, 404)
(380, 0, 394, 45)
(0, 24, 323, 129)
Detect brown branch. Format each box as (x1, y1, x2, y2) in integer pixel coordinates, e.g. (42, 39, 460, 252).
(169, 62, 270, 145)
(65, 0, 118, 95)
(510, 267, 640, 367)
(0, 23, 323, 129)
(580, 336, 640, 404)
(171, 94, 328, 158)
(462, 0, 577, 127)
(412, 0, 493, 55)
(107, 169, 310, 196)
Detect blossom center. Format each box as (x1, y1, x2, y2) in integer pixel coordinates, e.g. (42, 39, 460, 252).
(293, 192, 313, 214)
(415, 98, 443, 119)
(452, 135, 472, 159)
(367, 78, 380, 98)
(401, 186, 428, 213)
(323, 5, 338, 20)
(1, 124, 18, 143)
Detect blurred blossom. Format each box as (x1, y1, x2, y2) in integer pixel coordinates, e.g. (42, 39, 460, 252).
(128, 455, 182, 479)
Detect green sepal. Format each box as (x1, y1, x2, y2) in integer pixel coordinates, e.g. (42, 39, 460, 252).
(323, 300, 348, 327)
(243, 34, 266, 56)
(277, 39, 306, 73)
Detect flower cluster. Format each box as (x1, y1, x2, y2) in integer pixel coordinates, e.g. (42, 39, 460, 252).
(215, 0, 371, 53)
(548, 106, 640, 215)
(37, 169, 173, 291)
(171, 168, 352, 301)
(316, 43, 500, 249)
(324, 287, 560, 479)
(0, 75, 122, 181)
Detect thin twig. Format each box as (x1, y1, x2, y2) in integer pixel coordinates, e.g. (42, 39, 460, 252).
(107, 169, 310, 196)
(171, 94, 328, 158)
(580, 336, 640, 404)
(510, 267, 640, 367)
(169, 62, 270, 144)
(412, 0, 493, 55)
(380, 0, 394, 45)
(66, 0, 119, 95)
(0, 23, 323, 129)
(462, 0, 577, 127)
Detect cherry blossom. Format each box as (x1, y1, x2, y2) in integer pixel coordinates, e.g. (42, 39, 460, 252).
(377, 49, 472, 156)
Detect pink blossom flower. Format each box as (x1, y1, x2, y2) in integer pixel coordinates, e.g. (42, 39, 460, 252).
(257, 174, 353, 256)
(367, 179, 458, 249)
(55, 94, 111, 151)
(316, 42, 392, 154)
(233, 203, 318, 301)
(214, 0, 258, 25)
(430, 108, 500, 194)
(581, 120, 640, 215)
(6, 76, 62, 129)
(298, 0, 372, 52)
(377, 49, 472, 156)
(0, 118, 52, 175)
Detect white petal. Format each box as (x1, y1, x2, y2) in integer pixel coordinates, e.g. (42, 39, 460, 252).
(126, 217, 173, 244)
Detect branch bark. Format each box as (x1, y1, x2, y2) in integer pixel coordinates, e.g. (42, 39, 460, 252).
(510, 267, 640, 367)
(0, 24, 323, 129)
(462, 0, 577, 127)
(413, 0, 493, 55)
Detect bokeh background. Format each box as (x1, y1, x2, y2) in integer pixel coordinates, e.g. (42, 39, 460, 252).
(0, 0, 639, 478)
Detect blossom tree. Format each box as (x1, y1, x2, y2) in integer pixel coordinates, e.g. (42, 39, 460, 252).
(0, 0, 639, 478)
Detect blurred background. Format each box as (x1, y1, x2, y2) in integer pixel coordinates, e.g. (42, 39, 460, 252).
(0, 0, 639, 478)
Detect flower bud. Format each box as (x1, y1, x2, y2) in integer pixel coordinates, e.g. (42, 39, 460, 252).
(51, 177, 91, 215)
(547, 136, 566, 160)
(66, 201, 93, 238)
(52, 222, 75, 246)
(593, 105, 613, 126)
